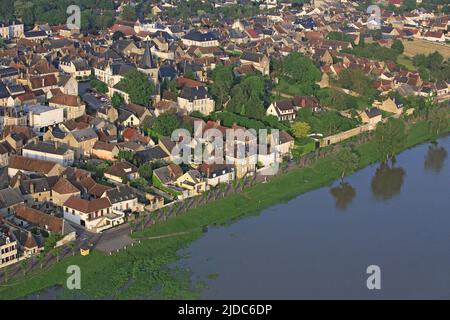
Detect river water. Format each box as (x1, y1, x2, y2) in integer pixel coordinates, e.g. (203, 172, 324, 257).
(177, 137, 450, 299)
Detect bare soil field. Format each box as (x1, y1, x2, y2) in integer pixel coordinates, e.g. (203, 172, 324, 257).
(402, 39, 450, 59)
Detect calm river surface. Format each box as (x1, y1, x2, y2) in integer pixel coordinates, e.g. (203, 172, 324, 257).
(177, 136, 450, 299)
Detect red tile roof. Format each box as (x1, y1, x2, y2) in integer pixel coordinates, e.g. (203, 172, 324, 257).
(63, 196, 111, 213)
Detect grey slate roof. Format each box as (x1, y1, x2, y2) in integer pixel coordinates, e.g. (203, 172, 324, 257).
(105, 185, 137, 204)
(180, 86, 210, 101)
(23, 141, 70, 155)
(71, 127, 98, 142)
(0, 187, 24, 209)
(183, 30, 218, 42)
(139, 41, 157, 69)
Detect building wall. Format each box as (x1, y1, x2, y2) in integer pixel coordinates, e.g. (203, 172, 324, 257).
(92, 148, 117, 161)
(29, 108, 64, 128)
(205, 171, 235, 187)
(181, 39, 219, 47)
(53, 190, 81, 206)
(0, 153, 9, 167)
(0, 239, 18, 269)
(0, 23, 24, 39)
(177, 97, 215, 115)
(22, 148, 75, 166)
(110, 198, 139, 212)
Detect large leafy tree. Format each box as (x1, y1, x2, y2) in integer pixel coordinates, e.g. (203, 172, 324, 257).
(0, 0, 14, 20)
(429, 107, 449, 137)
(119, 70, 155, 107)
(277, 52, 322, 86)
(339, 68, 378, 98)
(333, 148, 360, 181)
(374, 118, 407, 163)
(412, 51, 449, 82)
(391, 39, 404, 54)
(121, 5, 137, 21)
(138, 162, 153, 180)
(210, 64, 234, 110)
(227, 75, 266, 119)
(152, 114, 182, 136)
(291, 121, 311, 139)
(111, 92, 124, 108)
(90, 79, 108, 94)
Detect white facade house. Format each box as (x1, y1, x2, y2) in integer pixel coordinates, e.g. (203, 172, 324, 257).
(181, 30, 219, 47)
(63, 196, 125, 233)
(177, 86, 215, 115)
(0, 20, 24, 39)
(25, 104, 64, 132)
(103, 185, 141, 213)
(198, 163, 235, 187)
(22, 142, 75, 166)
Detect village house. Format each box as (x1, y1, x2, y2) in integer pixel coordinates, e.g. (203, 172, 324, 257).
(94, 61, 135, 89)
(124, 103, 152, 124)
(22, 141, 75, 166)
(379, 97, 404, 115)
(8, 155, 65, 178)
(51, 177, 81, 206)
(240, 52, 270, 76)
(0, 144, 9, 167)
(0, 19, 24, 39)
(422, 31, 446, 42)
(102, 185, 140, 213)
(182, 30, 219, 47)
(225, 145, 257, 180)
(49, 94, 86, 120)
(145, 193, 164, 212)
(13, 204, 76, 247)
(63, 196, 124, 233)
(97, 105, 119, 123)
(175, 170, 206, 196)
(92, 141, 120, 161)
(10, 174, 53, 206)
(198, 163, 235, 187)
(59, 57, 91, 78)
(44, 127, 99, 159)
(266, 100, 297, 121)
(153, 163, 184, 192)
(25, 104, 65, 134)
(360, 107, 382, 125)
(3, 107, 27, 127)
(272, 131, 295, 159)
(104, 161, 139, 184)
(0, 187, 24, 216)
(0, 231, 18, 269)
(11, 229, 40, 259)
(177, 86, 215, 115)
(117, 109, 141, 127)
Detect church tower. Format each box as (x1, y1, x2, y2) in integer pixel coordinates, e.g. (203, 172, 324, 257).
(138, 41, 159, 84)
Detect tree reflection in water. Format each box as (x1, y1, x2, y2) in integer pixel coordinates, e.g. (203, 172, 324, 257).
(371, 163, 406, 201)
(424, 143, 447, 174)
(330, 182, 356, 210)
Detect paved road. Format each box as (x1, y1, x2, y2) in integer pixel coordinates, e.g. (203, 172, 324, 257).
(93, 224, 135, 253)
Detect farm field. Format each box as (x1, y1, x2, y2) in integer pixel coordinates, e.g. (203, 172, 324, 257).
(402, 39, 450, 59)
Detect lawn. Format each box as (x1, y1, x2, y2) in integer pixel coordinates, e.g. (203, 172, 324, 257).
(0, 118, 445, 300)
(397, 54, 417, 71)
(272, 78, 304, 97)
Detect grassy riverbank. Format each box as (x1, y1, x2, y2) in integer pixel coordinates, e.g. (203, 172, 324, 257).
(0, 119, 446, 300)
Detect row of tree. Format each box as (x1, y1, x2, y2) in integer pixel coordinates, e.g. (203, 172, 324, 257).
(412, 52, 450, 82)
(1, 0, 116, 31)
